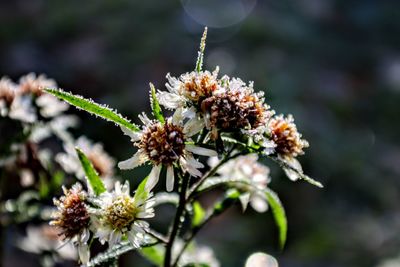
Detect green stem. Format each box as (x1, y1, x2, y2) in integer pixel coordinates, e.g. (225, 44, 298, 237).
(163, 171, 190, 267)
(172, 195, 237, 267)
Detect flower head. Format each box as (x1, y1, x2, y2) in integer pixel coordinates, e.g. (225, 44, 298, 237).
(201, 78, 271, 135)
(118, 109, 216, 191)
(19, 73, 56, 96)
(56, 136, 115, 189)
(93, 180, 154, 248)
(0, 77, 17, 105)
(209, 154, 271, 213)
(269, 114, 309, 157)
(158, 68, 220, 109)
(50, 183, 90, 263)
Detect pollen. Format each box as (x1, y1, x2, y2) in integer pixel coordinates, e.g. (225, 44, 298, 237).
(51, 186, 90, 240)
(139, 122, 186, 165)
(105, 195, 136, 230)
(268, 115, 309, 157)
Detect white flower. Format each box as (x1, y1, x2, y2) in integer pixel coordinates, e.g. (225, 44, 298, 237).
(172, 240, 220, 267)
(36, 93, 69, 118)
(209, 154, 271, 213)
(0, 77, 17, 117)
(118, 108, 217, 192)
(29, 115, 78, 143)
(8, 94, 36, 123)
(56, 136, 115, 189)
(158, 68, 220, 110)
(91, 180, 155, 248)
(17, 224, 77, 261)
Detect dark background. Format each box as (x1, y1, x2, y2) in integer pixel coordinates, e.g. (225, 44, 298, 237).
(1, 0, 400, 266)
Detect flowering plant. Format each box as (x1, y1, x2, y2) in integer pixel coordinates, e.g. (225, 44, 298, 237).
(0, 28, 322, 267)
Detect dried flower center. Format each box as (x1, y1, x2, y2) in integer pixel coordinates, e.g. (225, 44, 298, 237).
(182, 73, 218, 103)
(105, 195, 136, 230)
(202, 91, 267, 131)
(53, 192, 90, 239)
(140, 122, 186, 165)
(269, 117, 308, 157)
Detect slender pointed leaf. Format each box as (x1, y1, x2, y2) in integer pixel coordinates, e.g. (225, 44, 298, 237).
(195, 27, 208, 72)
(265, 188, 287, 249)
(149, 83, 165, 123)
(76, 148, 106, 196)
(45, 88, 139, 132)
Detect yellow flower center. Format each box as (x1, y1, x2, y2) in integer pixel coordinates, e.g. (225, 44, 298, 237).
(106, 195, 136, 230)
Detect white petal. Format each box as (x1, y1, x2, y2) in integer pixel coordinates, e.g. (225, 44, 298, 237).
(127, 230, 140, 248)
(172, 107, 184, 125)
(109, 230, 121, 248)
(239, 192, 251, 212)
(250, 195, 269, 213)
(157, 92, 184, 109)
(166, 165, 175, 192)
(182, 106, 196, 119)
(183, 118, 205, 137)
(180, 157, 203, 177)
(138, 112, 152, 125)
(118, 151, 146, 170)
(145, 165, 162, 191)
(185, 155, 204, 168)
(78, 242, 90, 264)
(121, 126, 141, 141)
(283, 157, 302, 181)
(185, 145, 217, 157)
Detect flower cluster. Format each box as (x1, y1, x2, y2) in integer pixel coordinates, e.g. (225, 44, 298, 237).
(0, 28, 321, 267)
(49, 180, 155, 264)
(0, 73, 67, 123)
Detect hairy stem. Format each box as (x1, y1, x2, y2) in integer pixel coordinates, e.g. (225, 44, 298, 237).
(164, 171, 190, 267)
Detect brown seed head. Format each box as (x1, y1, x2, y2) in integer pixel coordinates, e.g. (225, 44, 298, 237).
(180, 71, 218, 103)
(202, 89, 269, 131)
(139, 121, 186, 165)
(51, 185, 90, 240)
(269, 115, 309, 157)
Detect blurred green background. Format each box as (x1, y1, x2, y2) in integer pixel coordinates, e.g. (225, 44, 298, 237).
(1, 0, 400, 266)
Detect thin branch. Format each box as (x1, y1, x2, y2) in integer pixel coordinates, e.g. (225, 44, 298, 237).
(163, 171, 190, 267)
(172, 195, 237, 267)
(144, 228, 168, 244)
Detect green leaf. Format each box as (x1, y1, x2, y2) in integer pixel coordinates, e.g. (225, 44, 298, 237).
(149, 83, 165, 123)
(192, 201, 206, 227)
(45, 88, 140, 132)
(75, 148, 106, 196)
(195, 27, 208, 72)
(265, 188, 287, 249)
(134, 176, 149, 203)
(140, 245, 165, 266)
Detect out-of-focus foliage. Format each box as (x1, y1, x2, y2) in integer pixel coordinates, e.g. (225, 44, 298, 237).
(0, 0, 399, 266)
